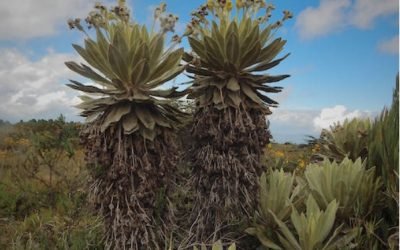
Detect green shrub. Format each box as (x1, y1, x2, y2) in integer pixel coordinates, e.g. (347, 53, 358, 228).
(268, 196, 358, 250)
(367, 75, 399, 248)
(316, 118, 371, 163)
(193, 240, 236, 250)
(248, 157, 386, 249)
(305, 158, 381, 220)
(10, 209, 103, 250)
(0, 183, 16, 217)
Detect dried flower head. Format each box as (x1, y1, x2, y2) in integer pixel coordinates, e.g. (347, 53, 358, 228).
(236, 0, 244, 9)
(67, 19, 75, 29)
(283, 10, 293, 20)
(171, 34, 182, 43)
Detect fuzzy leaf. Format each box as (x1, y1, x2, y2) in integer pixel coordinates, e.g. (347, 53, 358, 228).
(149, 34, 164, 65)
(204, 36, 225, 67)
(146, 65, 185, 89)
(141, 127, 156, 141)
(186, 66, 215, 76)
(188, 37, 207, 59)
(122, 113, 139, 133)
(213, 88, 223, 104)
(227, 243, 236, 250)
(151, 48, 183, 81)
(226, 32, 240, 66)
(65, 62, 112, 86)
(246, 53, 290, 72)
(269, 210, 302, 249)
(95, 28, 109, 57)
(138, 60, 150, 84)
(108, 44, 130, 83)
(256, 91, 278, 105)
(259, 26, 272, 45)
(241, 83, 262, 104)
(256, 85, 283, 93)
(248, 74, 290, 84)
(101, 103, 131, 132)
(72, 44, 100, 72)
(212, 240, 223, 250)
(131, 59, 147, 85)
(67, 80, 108, 94)
(85, 39, 110, 74)
(226, 78, 240, 91)
(258, 38, 286, 64)
(241, 43, 261, 69)
(135, 106, 155, 130)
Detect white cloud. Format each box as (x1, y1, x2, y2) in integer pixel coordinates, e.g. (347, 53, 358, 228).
(295, 0, 351, 40)
(0, 0, 114, 40)
(313, 105, 372, 131)
(0, 49, 82, 122)
(296, 0, 398, 39)
(351, 0, 398, 29)
(378, 36, 399, 55)
(268, 106, 376, 143)
(269, 108, 320, 143)
(270, 108, 317, 128)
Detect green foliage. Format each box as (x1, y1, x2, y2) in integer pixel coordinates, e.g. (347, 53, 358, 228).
(367, 75, 399, 246)
(0, 1, 397, 249)
(368, 75, 399, 196)
(246, 169, 304, 249)
(269, 196, 357, 250)
(66, 1, 187, 140)
(10, 209, 103, 250)
(0, 183, 16, 217)
(193, 240, 236, 250)
(248, 174, 359, 250)
(184, 1, 292, 243)
(6, 117, 85, 196)
(305, 158, 381, 219)
(184, 1, 291, 111)
(66, 2, 190, 249)
(259, 170, 303, 223)
(0, 119, 101, 249)
(313, 75, 399, 248)
(248, 157, 386, 249)
(316, 118, 371, 163)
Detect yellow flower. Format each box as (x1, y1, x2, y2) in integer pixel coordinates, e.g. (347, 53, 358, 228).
(312, 144, 320, 153)
(236, 0, 244, 9)
(226, 1, 233, 11)
(274, 150, 285, 158)
(207, 0, 215, 10)
(3, 137, 15, 147)
(297, 159, 306, 169)
(17, 138, 30, 147)
(0, 150, 8, 160)
(183, 24, 194, 36)
(267, 144, 272, 149)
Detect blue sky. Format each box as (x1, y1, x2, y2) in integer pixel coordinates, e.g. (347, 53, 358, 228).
(0, 0, 398, 143)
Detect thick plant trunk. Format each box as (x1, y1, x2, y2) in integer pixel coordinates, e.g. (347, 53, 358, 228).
(81, 124, 178, 249)
(188, 106, 270, 243)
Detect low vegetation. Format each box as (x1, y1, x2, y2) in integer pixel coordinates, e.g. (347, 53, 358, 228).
(0, 0, 397, 249)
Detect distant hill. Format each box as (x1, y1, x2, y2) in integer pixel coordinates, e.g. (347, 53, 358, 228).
(0, 119, 11, 127)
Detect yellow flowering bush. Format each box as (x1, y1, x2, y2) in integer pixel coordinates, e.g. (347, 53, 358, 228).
(3, 137, 16, 148)
(312, 144, 320, 153)
(297, 159, 306, 170)
(0, 150, 8, 160)
(236, 0, 244, 9)
(274, 150, 285, 158)
(17, 138, 30, 147)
